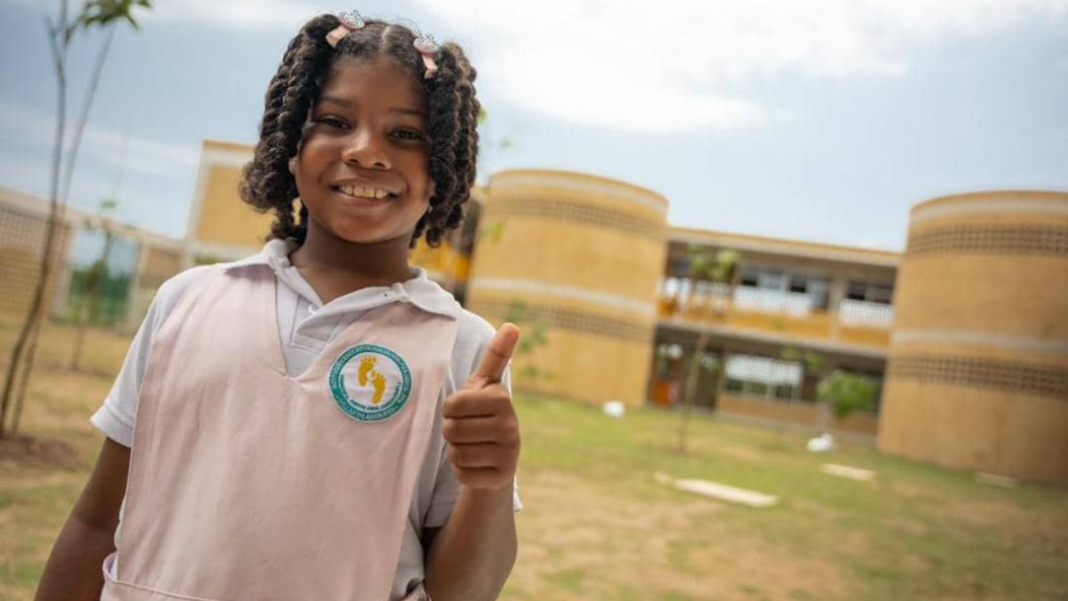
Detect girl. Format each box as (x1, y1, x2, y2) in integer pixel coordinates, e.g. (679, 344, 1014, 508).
(36, 12, 522, 601)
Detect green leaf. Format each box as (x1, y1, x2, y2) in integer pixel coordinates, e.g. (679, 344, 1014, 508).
(817, 371, 878, 419)
(74, 0, 152, 31)
(504, 300, 528, 324)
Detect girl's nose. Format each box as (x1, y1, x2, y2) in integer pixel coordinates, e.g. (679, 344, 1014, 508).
(341, 130, 391, 170)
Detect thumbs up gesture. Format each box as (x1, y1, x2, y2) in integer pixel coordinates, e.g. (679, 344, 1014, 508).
(442, 323, 522, 490)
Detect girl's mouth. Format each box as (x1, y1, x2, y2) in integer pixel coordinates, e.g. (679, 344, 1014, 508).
(330, 185, 398, 200)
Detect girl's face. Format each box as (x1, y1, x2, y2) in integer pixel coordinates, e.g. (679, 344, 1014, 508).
(290, 57, 432, 246)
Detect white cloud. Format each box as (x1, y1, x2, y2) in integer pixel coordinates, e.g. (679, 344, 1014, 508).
(9, 0, 1065, 133)
(412, 0, 1068, 132)
(1, 0, 319, 30)
(0, 101, 197, 236)
(144, 0, 321, 30)
(0, 100, 198, 178)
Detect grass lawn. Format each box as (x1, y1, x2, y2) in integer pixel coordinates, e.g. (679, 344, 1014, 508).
(2, 317, 1067, 601)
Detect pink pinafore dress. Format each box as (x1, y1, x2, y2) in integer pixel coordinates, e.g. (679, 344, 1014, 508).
(101, 266, 458, 601)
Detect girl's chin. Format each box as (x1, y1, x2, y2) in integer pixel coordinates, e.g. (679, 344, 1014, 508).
(325, 226, 415, 246)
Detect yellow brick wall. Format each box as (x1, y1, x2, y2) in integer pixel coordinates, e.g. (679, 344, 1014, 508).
(718, 393, 879, 436)
(0, 203, 71, 318)
(467, 169, 668, 406)
(193, 161, 277, 251)
(879, 380, 1068, 483)
(880, 190, 1068, 483)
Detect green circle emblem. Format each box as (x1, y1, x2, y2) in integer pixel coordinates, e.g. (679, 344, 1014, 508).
(329, 344, 412, 422)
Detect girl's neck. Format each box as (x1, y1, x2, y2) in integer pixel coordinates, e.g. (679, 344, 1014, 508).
(288, 222, 414, 305)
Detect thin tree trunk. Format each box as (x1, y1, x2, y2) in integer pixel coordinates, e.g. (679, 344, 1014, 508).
(710, 349, 725, 411)
(11, 317, 44, 437)
(61, 26, 116, 207)
(817, 396, 832, 435)
(0, 11, 68, 439)
(9, 16, 117, 428)
(710, 280, 736, 410)
(677, 330, 711, 454)
(70, 293, 91, 371)
(71, 233, 113, 371)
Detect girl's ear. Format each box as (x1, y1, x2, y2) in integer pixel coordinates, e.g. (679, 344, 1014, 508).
(288, 156, 298, 175)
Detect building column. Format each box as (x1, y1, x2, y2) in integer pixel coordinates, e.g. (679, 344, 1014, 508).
(828, 278, 847, 341)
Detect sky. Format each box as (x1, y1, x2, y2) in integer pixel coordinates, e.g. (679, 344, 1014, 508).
(1, 0, 1066, 252)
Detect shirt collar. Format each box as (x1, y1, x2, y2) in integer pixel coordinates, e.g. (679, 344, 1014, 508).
(222, 239, 460, 320)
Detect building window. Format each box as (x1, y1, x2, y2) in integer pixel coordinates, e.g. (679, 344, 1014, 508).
(869, 285, 894, 305)
(846, 282, 868, 301)
(758, 270, 787, 291)
(846, 281, 894, 305)
(740, 267, 759, 288)
(807, 278, 830, 310)
(724, 354, 803, 402)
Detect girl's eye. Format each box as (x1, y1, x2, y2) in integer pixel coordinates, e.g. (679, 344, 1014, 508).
(315, 116, 349, 129)
(392, 129, 426, 142)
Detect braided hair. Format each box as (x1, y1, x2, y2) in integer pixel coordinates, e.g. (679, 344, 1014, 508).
(239, 14, 480, 248)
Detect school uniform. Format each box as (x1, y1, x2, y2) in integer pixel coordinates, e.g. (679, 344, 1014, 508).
(92, 239, 521, 601)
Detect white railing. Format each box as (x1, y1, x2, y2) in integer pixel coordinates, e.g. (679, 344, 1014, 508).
(838, 299, 894, 329)
(725, 355, 803, 385)
(734, 288, 813, 317)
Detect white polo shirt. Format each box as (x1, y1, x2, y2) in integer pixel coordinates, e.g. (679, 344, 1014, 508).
(91, 239, 521, 600)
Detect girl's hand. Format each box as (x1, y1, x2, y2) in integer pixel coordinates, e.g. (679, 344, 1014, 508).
(442, 324, 521, 491)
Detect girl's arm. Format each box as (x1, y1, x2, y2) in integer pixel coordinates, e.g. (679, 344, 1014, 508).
(425, 324, 521, 601)
(35, 438, 130, 601)
(424, 485, 517, 601)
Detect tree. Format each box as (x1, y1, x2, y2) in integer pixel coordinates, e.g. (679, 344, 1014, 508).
(818, 370, 878, 421)
(68, 198, 123, 371)
(503, 301, 552, 391)
(677, 246, 738, 453)
(782, 347, 834, 434)
(0, 0, 153, 439)
(782, 348, 878, 434)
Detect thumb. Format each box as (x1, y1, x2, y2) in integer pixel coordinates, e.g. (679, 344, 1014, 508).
(467, 323, 520, 388)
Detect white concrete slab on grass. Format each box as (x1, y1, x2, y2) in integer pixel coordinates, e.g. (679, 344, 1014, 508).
(674, 479, 779, 508)
(976, 472, 1018, 488)
(653, 472, 673, 485)
(821, 463, 875, 482)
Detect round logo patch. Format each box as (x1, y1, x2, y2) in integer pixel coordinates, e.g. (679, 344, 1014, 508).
(329, 344, 412, 422)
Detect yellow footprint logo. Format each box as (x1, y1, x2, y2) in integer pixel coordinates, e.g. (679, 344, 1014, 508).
(358, 356, 377, 386)
(370, 371, 387, 405)
(332, 346, 411, 422)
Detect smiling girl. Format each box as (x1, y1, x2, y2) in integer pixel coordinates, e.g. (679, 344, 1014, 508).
(36, 12, 521, 601)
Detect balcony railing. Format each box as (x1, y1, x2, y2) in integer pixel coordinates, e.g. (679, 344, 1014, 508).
(658, 290, 894, 347)
(838, 299, 894, 329)
(734, 288, 813, 317)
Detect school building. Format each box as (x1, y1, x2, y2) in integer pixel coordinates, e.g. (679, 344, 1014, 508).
(2, 139, 1065, 483)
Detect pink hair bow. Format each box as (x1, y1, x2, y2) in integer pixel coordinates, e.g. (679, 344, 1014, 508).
(326, 10, 365, 48)
(413, 33, 439, 80)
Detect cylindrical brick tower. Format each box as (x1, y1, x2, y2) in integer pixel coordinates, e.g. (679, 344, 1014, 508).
(879, 191, 1068, 483)
(466, 169, 669, 406)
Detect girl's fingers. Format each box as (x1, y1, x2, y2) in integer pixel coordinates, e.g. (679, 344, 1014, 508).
(442, 384, 511, 419)
(443, 415, 506, 444)
(447, 442, 505, 469)
(467, 324, 520, 387)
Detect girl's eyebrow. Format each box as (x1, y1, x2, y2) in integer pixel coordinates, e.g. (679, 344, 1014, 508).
(316, 96, 424, 118)
(391, 107, 426, 118)
(317, 95, 352, 108)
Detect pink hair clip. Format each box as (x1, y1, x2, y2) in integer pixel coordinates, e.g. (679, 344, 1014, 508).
(326, 10, 366, 48)
(413, 33, 439, 79)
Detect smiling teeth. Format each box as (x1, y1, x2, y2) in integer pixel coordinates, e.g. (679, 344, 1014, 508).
(337, 185, 389, 199)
